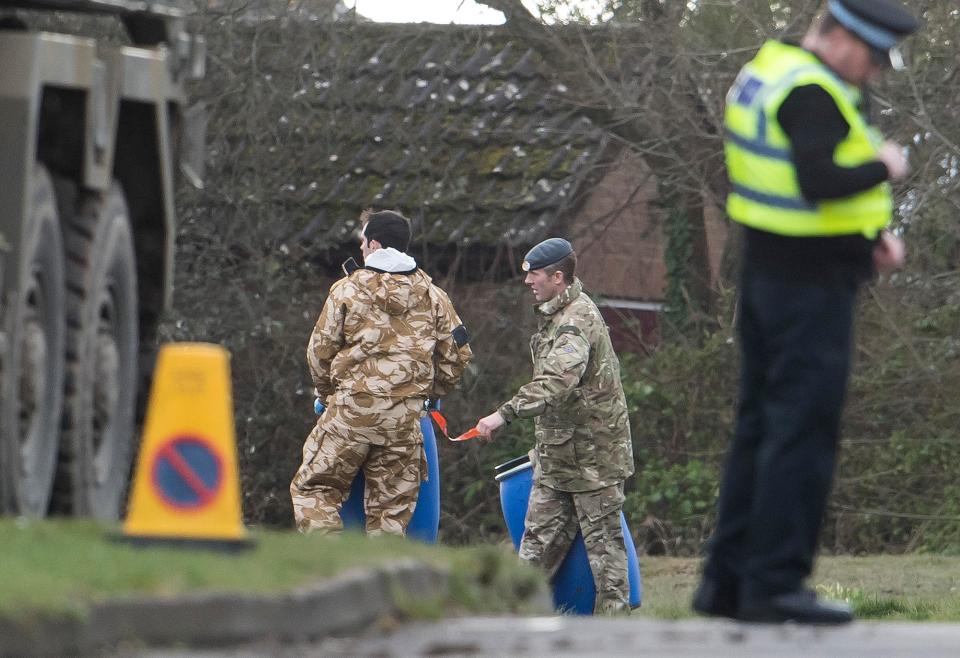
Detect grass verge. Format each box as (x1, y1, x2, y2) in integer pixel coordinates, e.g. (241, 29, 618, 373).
(0, 519, 545, 623)
(634, 555, 960, 621)
(4, 520, 960, 624)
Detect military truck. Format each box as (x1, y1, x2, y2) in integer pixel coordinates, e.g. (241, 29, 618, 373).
(0, 0, 204, 519)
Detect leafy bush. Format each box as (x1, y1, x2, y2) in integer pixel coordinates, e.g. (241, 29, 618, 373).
(619, 278, 960, 556)
(618, 332, 734, 554)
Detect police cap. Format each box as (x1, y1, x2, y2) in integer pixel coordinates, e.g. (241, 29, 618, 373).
(522, 238, 573, 272)
(827, 0, 920, 70)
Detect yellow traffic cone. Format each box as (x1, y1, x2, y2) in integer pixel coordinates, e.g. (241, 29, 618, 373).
(121, 343, 252, 549)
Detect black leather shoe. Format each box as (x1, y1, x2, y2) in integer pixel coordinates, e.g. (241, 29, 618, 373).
(691, 578, 740, 619)
(739, 589, 854, 624)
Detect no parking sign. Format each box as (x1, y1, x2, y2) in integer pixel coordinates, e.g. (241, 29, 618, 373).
(152, 436, 223, 510)
(122, 344, 248, 546)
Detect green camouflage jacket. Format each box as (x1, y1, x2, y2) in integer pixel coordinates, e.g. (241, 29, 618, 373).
(308, 264, 472, 402)
(499, 278, 634, 491)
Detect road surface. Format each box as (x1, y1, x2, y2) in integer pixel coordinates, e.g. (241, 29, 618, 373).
(137, 616, 960, 657)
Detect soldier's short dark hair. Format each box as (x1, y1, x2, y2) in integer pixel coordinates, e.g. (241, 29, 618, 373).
(544, 251, 576, 285)
(360, 208, 411, 252)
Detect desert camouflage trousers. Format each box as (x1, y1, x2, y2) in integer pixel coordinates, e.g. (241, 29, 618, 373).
(290, 394, 426, 536)
(519, 481, 629, 614)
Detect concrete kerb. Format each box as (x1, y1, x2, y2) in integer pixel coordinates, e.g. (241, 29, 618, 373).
(0, 560, 450, 656)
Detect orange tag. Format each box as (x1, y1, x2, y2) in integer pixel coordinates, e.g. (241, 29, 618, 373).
(428, 409, 479, 442)
(429, 410, 449, 436)
(450, 427, 482, 442)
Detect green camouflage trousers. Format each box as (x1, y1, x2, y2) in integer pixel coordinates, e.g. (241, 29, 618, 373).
(519, 481, 629, 614)
(290, 394, 425, 536)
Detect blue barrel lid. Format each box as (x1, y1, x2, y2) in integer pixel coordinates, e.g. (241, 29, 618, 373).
(494, 454, 530, 476)
(494, 458, 532, 482)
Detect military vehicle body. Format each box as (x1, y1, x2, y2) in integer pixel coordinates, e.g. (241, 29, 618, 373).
(0, 0, 203, 519)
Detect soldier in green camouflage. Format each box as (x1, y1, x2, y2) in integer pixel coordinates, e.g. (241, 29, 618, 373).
(477, 238, 635, 614)
(291, 209, 472, 536)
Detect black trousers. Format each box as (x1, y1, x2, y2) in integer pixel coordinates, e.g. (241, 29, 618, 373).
(703, 262, 857, 603)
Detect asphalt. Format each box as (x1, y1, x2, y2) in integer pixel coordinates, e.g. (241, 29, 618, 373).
(311, 616, 960, 657)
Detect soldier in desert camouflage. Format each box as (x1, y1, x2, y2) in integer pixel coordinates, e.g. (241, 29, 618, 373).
(476, 238, 634, 614)
(291, 209, 472, 536)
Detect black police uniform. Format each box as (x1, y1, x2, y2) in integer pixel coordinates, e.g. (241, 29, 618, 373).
(694, 0, 920, 625)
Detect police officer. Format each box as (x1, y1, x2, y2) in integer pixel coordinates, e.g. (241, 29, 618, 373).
(476, 238, 634, 614)
(290, 209, 472, 536)
(693, 0, 919, 624)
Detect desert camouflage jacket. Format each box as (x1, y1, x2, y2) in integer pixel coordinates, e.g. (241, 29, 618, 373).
(499, 278, 634, 491)
(308, 257, 472, 402)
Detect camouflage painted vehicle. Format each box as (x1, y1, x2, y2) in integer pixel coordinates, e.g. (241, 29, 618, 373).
(0, 0, 204, 519)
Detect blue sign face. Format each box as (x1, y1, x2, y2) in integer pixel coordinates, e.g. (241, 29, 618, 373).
(152, 436, 223, 510)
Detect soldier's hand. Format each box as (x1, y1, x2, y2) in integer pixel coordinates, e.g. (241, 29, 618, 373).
(878, 140, 909, 181)
(476, 411, 505, 440)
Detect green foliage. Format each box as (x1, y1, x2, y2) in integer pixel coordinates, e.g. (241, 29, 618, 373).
(617, 276, 960, 556)
(626, 457, 715, 518)
(826, 281, 960, 554)
(619, 332, 735, 554)
(662, 207, 695, 334)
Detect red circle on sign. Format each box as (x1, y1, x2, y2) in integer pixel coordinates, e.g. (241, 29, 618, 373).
(151, 435, 224, 510)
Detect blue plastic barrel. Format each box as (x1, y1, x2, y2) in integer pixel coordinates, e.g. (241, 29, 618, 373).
(339, 414, 440, 543)
(495, 454, 643, 614)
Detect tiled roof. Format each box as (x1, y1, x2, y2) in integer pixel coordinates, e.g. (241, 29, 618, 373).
(204, 0, 354, 22)
(201, 19, 611, 252)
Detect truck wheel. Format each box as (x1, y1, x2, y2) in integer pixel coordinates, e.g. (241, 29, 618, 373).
(0, 165, 66, 516)
(55, 183, 138, 520)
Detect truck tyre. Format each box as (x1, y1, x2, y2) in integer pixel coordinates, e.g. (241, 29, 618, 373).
(54, 183, 139, 520)
(0, 165, 66, 516)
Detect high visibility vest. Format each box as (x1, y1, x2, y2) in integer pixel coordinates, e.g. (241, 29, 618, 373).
(724, 40, 891, 238)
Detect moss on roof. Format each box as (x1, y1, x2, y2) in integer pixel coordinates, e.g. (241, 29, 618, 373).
(198, 18, 612, 250)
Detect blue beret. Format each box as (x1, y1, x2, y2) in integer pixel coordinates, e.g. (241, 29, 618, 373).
(522, 238, 573, 272)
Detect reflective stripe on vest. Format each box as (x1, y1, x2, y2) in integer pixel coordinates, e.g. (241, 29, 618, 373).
(724, 40, 892, 238)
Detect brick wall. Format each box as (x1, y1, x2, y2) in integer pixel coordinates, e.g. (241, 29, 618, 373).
(569, 149, 729, 301)
(567, 149, 666, 301)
